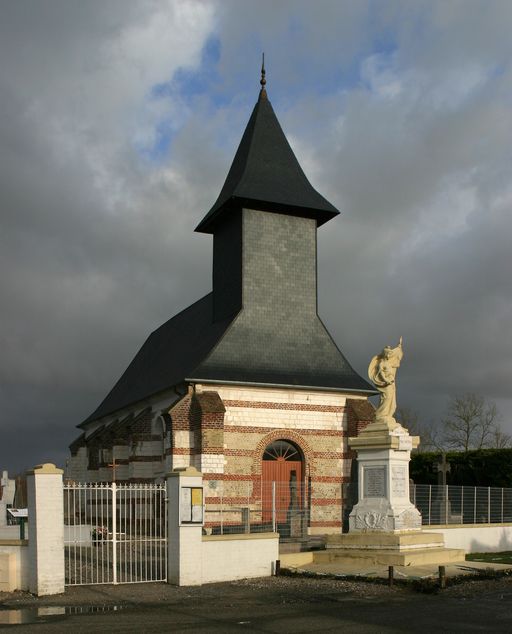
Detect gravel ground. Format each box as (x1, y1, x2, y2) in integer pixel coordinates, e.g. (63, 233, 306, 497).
(2, 573, 512, 608)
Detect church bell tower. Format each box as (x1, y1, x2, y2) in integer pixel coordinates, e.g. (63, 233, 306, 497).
(191, 62, 371, 394)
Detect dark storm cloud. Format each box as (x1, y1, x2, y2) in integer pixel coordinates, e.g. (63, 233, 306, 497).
(1, 1, 511, 473)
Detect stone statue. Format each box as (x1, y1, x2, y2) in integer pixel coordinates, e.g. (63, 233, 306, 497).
(368, 337, 403, 425)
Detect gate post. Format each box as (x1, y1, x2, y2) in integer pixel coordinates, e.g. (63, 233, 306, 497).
(26, 463, 64, 596)
(166, 467, 204, 586)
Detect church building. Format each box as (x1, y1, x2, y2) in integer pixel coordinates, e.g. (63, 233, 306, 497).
(67, 68, 376, 535)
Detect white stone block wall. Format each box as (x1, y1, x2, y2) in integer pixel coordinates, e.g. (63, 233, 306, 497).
(172, 455, 192, 470)
(223, 407, 345, 431)
(202, 534, 279, 583)
(199, 454, 225, 474)
(175, 431, 195, 449)
(113, 445, 130, 481)
(0, 543, 29, 591)
(129, 461, 162, 480)
(204, 384, 348, 407)
(0, 526, 21, 540)
(133, 440, 163, 456)
(427, 524, 512, 553)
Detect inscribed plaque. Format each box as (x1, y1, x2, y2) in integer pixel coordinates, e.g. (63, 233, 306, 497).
(398, 435, 413, 451)
(363, 466, 386, 498)
(391, 466, 406, 497)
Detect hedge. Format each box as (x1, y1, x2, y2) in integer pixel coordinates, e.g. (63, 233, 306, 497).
(410, 448, 512, 487)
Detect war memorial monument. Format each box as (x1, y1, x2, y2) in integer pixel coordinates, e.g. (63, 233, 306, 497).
(324, 338, 464, 565)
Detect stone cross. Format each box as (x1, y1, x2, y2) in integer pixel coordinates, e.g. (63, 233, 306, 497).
(108, 458, 117, 482)
(434, 453, 451, 487)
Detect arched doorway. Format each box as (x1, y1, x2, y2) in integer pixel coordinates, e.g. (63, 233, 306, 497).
(261, 440, 303, 523)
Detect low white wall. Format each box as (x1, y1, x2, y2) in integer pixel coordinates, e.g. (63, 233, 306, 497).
(0, 541, 29, 591)
(64, 525, 92, 546)
(202, 533, 279, 583)
(426, 524, 512, 553)
(0, 526, 22, 540)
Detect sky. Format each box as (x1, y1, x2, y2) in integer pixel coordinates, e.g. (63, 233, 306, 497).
(1, 0, 511, 475)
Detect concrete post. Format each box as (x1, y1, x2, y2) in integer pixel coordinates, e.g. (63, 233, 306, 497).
(167, 466, 204, 586)
(27, 463, 64, 596)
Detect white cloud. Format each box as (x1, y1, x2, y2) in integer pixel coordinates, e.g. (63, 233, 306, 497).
(360, 53, 402, 99)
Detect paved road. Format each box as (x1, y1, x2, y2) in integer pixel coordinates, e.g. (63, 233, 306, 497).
(1, 576, 511, 632)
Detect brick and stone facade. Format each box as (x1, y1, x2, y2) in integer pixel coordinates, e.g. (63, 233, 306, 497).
(67, 384, 374, 535)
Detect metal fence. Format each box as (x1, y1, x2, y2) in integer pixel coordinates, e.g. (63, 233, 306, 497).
(412, 484, 512, 525)
(203, 482, 512, 537)
(64, 482, 167, 585)
(204, 481, 309, 541)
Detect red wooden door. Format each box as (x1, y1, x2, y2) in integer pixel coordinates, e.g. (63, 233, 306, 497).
(261, 440, 303, 523)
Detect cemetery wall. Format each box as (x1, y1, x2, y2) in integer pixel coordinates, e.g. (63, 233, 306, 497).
(427, 524, 512, 553)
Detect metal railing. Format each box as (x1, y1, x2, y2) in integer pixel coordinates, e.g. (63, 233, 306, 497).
(411, 484, 512, 525)
(204, 482, 512, 536)
(204, 481, 310, 541)
(64, 482, 167, 585)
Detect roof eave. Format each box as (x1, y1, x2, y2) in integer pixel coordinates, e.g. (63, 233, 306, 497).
(195, 196, 339, 234)
(185, 376, 378, 396)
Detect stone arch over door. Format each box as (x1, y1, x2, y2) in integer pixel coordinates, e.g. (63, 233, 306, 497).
(252, 430, 314, 477)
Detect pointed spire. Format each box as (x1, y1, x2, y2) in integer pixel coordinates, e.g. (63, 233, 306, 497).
(196, 63, 339, 234)
(259, 53, 267, 99)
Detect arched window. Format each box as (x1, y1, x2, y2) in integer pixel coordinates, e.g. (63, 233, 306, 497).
(263, 440, 302, 462)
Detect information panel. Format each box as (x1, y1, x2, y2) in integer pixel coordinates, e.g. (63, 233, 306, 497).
(363, 466, 386, 498)
(180, 486, 204, 524)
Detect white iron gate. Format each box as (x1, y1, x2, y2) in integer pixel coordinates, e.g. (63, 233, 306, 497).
(64, 482, 167, 585)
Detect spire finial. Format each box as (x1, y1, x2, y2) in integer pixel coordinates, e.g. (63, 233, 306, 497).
(259, 53, 267, 99)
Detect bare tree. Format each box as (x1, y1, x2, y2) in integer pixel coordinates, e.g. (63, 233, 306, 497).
(396, 407, 443, 452)
(490, 426, 512, 449)
(442, 393, 507, 451)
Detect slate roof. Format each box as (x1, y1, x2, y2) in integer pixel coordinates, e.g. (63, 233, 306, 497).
(195, 90, 339, 234)
(81, 289, 375, 427)
(80, 294, 233, 426)
(189, 312, 375, 394)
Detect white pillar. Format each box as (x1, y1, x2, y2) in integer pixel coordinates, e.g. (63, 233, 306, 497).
(27, 463, 64, 596)
(167, 466, 204, 586)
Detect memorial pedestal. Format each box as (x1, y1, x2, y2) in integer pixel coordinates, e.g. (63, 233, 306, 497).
(348, 422, 421, 533)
